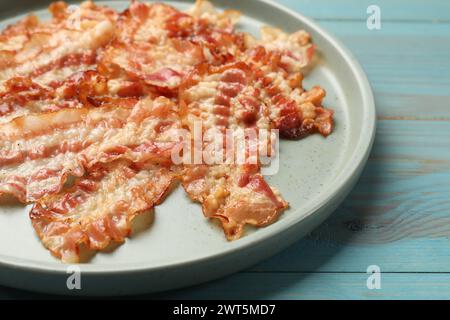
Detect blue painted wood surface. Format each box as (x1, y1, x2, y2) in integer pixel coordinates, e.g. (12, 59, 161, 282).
(1, 0, 450, 299)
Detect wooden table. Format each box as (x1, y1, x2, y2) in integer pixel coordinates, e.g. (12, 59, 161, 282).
(1, 0, 450, 299)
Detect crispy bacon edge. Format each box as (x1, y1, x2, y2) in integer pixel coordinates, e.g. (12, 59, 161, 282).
(182, 164, 288, 240)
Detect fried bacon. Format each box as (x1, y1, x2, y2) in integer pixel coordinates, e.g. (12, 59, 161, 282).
(0, 1, 116, 91)
(180, 61, 271, 130)
(99, 40, 204, 91)
(183, 163, 287, 240)
(30, 160, 177, 263)
(0, 96, 179, 202)
(253, 26, 316, 72)
(97, 3, 203, 92)
(0, 71, 110, 122)
(0, 0, 335, 261)
(179, 46, 333, 235)
(0, 1, 120, 122)
(180, 61, 288, 239)
(98, 1, 245, 93)
(245, 45, 334, 139)
(179, 32, 332, 237)
(0, 68, 151, 124)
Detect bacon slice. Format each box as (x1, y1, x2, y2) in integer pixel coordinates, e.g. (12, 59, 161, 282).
(30, 160, 177, 263)
(0, 71, 117, 123)
(0, 96, 179, 202)
(238, 25, 334, 139)
(245, 45, 333, 139)
(0, 1, 117, 91)
(0, 1, 120, 122)
(167, 2, 245, 64)
(243, 26, 315, 74)
(98, 1, 245, 93)
(188, 0, 241, 28)
(180, 62, 272, 131)
(180, 62, 288, 239)
(183, 163, 287, 240)
(0, 67, 151, 124)
(99, 40, 204, 91)
(0, 77, 58, 123)
(179, 34, 333, 238)
(97, 2, 200, 92)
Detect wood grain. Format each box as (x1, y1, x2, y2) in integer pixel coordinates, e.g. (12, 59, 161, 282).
(248, 120, 450, 273)
(156, 272, 450, 300)
(278, 0, 450, 22)
(1, 272, 449, 299)
(318, 21, 450, 119)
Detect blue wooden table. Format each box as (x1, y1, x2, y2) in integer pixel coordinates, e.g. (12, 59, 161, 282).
(1, 0, 450, 299)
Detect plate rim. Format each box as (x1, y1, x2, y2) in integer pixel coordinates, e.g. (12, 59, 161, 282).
(0, 0, 376, 284)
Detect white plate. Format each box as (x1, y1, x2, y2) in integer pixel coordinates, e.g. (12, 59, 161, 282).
(0, 0, 375, 295)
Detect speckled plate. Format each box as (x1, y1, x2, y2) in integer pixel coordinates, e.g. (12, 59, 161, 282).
(0, 0, 375, 295)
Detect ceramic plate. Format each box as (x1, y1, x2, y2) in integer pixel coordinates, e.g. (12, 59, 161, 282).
(0, 0, 375, 295)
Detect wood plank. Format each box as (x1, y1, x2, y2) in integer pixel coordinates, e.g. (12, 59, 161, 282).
(316, 21, 450, 119)
(0, 0, 449, 22)
(250, 120, 450, 273)
(155, 272, 450, 299)
(1, 272, 449, 299)
(280, 0, 450, 22)
(248, 15, 450, 119)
